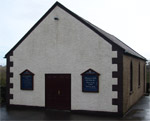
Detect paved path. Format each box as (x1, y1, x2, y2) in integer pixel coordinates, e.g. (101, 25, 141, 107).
(0, 96, 150, 120)
(123, 95, 150, 120)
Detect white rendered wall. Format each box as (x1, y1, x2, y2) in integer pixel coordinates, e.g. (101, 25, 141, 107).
(9, 6, 118, 112)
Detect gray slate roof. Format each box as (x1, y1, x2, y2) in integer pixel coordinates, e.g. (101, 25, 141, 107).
(84, 19, 146, 60)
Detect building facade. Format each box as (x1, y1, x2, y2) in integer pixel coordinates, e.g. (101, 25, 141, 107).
(5, 2, 146, 117)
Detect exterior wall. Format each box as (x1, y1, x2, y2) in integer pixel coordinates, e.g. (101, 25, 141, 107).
(9, 6, 118, 112)
(123, 55, 146, 114)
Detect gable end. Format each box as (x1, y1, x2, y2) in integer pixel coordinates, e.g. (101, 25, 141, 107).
(5, 1, 124, 58)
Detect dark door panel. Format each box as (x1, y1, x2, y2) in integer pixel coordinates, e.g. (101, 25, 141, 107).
(45, 74, 71, 110)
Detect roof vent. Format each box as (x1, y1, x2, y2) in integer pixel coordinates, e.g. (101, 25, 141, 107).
(54, 17, 59, 20)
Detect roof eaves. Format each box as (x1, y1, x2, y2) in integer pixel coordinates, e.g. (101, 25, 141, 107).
(124, 51, 147, 61)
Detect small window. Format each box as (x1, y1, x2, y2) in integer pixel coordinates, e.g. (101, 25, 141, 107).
(130, 61, 133, 94)
(20, 69, 34, 90)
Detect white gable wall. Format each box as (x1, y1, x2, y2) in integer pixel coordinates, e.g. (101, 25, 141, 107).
(9, 6, 118, 112)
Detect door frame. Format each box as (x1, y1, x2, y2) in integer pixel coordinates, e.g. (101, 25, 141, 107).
(45, 73, 71, 110)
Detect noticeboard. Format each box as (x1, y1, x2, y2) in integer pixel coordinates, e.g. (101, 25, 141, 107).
(20, 70, 34, 90)
(81, 69, 100, 92)
(21, 75, 33, 90)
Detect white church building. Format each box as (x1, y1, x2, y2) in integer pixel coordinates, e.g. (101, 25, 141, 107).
(5, 2, 146, 117)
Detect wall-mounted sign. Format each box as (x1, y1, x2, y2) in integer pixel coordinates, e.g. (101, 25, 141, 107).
(81, 69, 100, 92)
(20, 69, 34, 90)
(21, 75, 33, 90)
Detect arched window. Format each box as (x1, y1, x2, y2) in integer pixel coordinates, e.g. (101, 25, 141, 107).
(130, 61, 133, 94)
(143, 64, 146, 92)
(138, 62, 140, 88)
(20, 69, 34, 90)
(144, 64, 145, 81)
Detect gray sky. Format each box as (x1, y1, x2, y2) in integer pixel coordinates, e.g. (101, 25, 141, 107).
(1, 0, 150, 65)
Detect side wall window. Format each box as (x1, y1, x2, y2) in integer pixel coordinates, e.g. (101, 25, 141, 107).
(130, 61, 133, 94)
(138, 63, 141, 88)
(143, 64, 145, 92)
(144, 64, 145, 82)
(20, 69, 34, 90)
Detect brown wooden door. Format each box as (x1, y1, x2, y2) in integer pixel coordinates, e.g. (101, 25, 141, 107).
(45, 74, 71, 110)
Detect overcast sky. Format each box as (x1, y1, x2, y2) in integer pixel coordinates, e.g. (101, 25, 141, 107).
(1, 0, 150, 65)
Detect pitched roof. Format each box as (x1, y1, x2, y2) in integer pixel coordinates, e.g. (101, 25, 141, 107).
(5, 2, 146, 60)
(85, 20, 146, 60)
